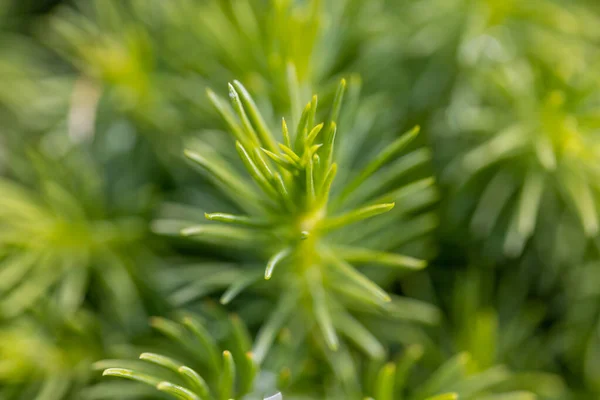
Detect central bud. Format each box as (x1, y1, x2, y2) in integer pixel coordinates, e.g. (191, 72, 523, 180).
(297, 207, 326, 237)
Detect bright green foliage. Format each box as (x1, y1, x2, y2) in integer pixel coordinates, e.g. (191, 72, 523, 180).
(441, 60, 600, 258)
(0, 306, 101, 400)
(45, 0, 179, 131)
(441, 267, 565, 398)
(0, 37, 72, 135)
(362, 348, 533, 400)
(357, 264, 565, 400)
(45, 0, 355, 134)
(0, 150, 154, 325)
(390, 0, 600, 106)
(97, 311, 541, 400)
(401, 0, 600, 72)
(404, 0, 600, 260)
(99, 312, 279, 400)
(155, 77, 437, 362)
(557, 255, 600, 397)
(1, 0, 600, 399)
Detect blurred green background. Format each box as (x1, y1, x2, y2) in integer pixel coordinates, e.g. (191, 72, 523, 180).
(1, 0, 600, 399)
